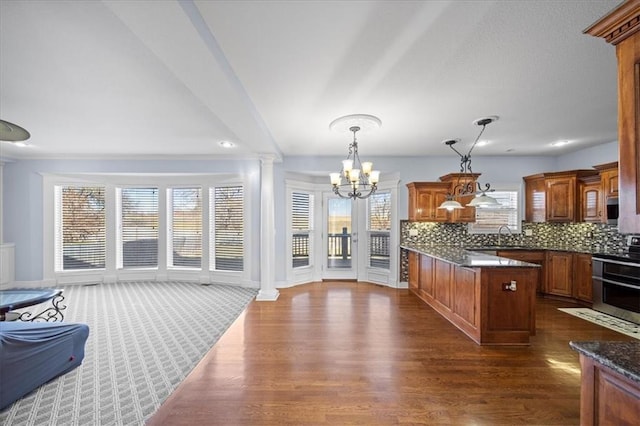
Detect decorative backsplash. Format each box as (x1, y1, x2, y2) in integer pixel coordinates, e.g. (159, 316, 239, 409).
(401, 221, 625, 251)
(399, 221, 626, 282)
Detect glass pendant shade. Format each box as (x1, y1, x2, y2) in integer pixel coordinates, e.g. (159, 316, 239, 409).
(438, 199, 464, 210)
(467, 193, 500, 207)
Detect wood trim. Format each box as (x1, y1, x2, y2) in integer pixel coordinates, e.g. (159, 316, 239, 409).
(584, 0, 640, 45)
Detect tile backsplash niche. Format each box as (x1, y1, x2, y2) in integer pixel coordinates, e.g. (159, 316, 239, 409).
(399, 221, 626, 282)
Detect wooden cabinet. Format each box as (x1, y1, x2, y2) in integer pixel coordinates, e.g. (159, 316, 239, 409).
(576, 353, 640, 426)
(524, 174, 546, 222)
(595, 161, 619, 199)
(419, 254, 435, 298)
(586, 2, 640, 233)
(407, 182, 451, 222)
(574, 253, 593, 303)
(439, 173, 480, 223)
(496, 250, 546, 293)
(524, 170, 599, 223)
(579, 175, 603, 223)
(546, 251, 573, 297)
(408, 251, 419, 291)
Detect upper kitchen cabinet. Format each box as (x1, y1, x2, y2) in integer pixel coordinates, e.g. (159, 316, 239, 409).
(594, 161, 619, 199)
(586, 1, 640, 233)
(525, 170, 599, 223)
(407, 182, 451, 222)
(579, 174, 603, 223)
(439, 173, 480, 223)
(524, 174, 546, 222)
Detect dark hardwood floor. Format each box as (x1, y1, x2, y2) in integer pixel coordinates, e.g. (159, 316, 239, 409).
(147, 282, 634, 425)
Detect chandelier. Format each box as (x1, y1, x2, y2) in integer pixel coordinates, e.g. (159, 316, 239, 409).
(329, 114, 381, 200)
(438, 116, 500, 211)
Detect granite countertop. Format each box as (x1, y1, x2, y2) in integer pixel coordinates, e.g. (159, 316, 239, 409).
(400, 244, 541, 268)
(569, 341, 640, 384)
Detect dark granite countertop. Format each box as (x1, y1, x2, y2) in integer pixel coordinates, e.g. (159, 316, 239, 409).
(569, 341, 640, 384)
(400, 244, 541, 268)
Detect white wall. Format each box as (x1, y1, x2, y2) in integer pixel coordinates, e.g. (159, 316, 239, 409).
(2, 142, 618, 283)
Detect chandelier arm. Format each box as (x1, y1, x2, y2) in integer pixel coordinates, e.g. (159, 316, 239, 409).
(467, 123, 487, 157)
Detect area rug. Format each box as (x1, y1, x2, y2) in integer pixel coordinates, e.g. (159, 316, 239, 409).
(0, 281, 257, 425)
(558, 307, 640, 340)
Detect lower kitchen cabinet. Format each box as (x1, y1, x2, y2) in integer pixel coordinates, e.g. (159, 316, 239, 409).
(574, 253, 593, 303)
(546, 251, 574, 297)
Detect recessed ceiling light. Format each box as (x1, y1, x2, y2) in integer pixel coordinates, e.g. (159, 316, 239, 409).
(476, 140, 489, 147)
(551, 140, 570, 147)
(218, 141, 235, 149)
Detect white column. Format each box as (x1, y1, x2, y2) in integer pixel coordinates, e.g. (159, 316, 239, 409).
(256, 154, 279, 301)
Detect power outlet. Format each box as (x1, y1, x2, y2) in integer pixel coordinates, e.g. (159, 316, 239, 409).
(524, 229, 533, 237)
(409, 229, 419, 236)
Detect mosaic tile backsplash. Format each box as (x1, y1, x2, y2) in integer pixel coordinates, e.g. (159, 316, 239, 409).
(399, 221, 627, 282)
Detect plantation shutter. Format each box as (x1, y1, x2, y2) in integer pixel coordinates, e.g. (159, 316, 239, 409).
(368, 191, 391, 269)
(170, 187, 202, 268)
(469, 191, 520, 233)
(211, 186, 244, 271)
(59, 186, 106, 270)
(121, 188, 159, 268)
(291, 191, 314, 268)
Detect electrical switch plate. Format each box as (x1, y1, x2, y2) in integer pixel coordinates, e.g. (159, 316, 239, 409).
(524, 229, 533, 236)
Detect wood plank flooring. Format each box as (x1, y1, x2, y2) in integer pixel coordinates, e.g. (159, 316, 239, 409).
(147, 282, 635, 425)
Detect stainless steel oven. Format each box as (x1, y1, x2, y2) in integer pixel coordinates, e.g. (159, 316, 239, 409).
(592, 236, 640, 324)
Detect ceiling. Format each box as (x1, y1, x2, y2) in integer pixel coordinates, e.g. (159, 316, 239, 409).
(0, 0, 622, 161)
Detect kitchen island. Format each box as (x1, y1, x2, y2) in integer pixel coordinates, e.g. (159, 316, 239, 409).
(403, 244, 541, 345)
(569, 341, 640, 425)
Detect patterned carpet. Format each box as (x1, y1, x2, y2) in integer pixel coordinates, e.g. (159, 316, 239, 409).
(558, 307, 640, 340)
(0, 281, 257, 425)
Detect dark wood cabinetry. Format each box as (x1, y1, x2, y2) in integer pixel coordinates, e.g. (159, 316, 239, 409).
(407, 182, 451, 222)
(579, 175, 603, 223)
(524, 171, 598, 223)
(408, 251, 419, 291)
(574, 253, 593, 303)
(595, 161, 619, 199)
(546, 251, 574, 297)
(586, 1, 640, 233)
(524, 174, 546, 223)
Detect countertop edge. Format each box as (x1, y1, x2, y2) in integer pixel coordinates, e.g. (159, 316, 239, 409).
(569, 341, 640, 384)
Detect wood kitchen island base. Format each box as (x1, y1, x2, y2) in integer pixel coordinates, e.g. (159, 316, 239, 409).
(407, 247, 539, 345)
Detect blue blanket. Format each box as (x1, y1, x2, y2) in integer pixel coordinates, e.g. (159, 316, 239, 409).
(0, 321, 89, 410)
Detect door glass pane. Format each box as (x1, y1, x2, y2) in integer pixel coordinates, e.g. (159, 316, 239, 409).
(327, 198, 351, 269)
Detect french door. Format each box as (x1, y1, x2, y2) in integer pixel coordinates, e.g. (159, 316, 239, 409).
(322, 193, 359, 280)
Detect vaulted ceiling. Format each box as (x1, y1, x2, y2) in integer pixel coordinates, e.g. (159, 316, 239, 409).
(0, 0, 621, 160)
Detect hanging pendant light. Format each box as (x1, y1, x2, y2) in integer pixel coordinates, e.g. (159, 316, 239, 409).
(438, 116, 500, 210)
(329, 114, 381, 200)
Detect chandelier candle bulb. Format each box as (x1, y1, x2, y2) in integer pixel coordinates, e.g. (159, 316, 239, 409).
(349, 169, 360, 183)
(369, 170, 380, 184)
(330, 173, 341, 186)
(361, 162, 373, 175)
(342, 159, 353, 174)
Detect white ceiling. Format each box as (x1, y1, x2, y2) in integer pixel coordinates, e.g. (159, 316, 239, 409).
(0, 0, 621, 160)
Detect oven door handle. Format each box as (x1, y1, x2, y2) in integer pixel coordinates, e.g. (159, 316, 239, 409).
(597, 277, 640, 290)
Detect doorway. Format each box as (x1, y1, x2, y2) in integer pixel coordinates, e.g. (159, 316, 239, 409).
(322, 194, 358, 280)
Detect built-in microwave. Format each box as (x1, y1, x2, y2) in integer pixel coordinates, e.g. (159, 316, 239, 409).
(606, 196, 619, 225)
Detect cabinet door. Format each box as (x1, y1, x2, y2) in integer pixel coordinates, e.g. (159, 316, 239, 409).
(524, 175, 546, 222)
(546, 177, 576, 222)
(419, 254, 435, 297)
(432, 188, 451, 222)
(415, 190, 437, 221)
(434, 259, 452, 309)
(407, 183, 451, 222)
(574, 254, 593, 302)
(408, 251, 419, 291)
(581, 182, 602, 222)
(546, 252, 573, 297)
(601, 169, 619, 198)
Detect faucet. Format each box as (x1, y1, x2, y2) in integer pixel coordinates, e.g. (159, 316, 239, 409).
(497, 225, 512, 246)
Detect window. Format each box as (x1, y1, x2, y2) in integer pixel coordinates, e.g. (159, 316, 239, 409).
(468, 190, 520, 234)
(55, 185, 106, 270)
(169, 187, 202, 268)
(291, 191, 314, 268)
(210, 186, 244, 271)
(368, 191, 391, 269)
(119, 188, 158, 268)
